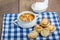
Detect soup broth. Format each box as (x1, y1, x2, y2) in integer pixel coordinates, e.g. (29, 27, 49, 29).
(19, 13, 34, 22)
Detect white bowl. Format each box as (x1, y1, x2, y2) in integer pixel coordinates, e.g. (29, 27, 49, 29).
(31, 2, 48, 13)
(17, 11, 37, 28)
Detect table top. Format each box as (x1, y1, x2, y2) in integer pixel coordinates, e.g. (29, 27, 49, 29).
(1, 12, 60, 40)
(0, 0, 60, 40)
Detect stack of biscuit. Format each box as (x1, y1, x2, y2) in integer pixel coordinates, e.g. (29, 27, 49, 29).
(34, 18, 56, 37)
(28, 30, 39, 40)
(28, 18, 56, 40)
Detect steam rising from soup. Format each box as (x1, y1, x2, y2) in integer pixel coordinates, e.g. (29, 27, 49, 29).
(19, 13, 34, 22)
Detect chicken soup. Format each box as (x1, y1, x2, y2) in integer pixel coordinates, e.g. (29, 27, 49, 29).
(19, 13, 34, 22)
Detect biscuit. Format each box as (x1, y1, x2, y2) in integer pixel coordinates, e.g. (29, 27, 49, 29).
(51, 27, 56, 32)
(40, 29, 50, 37)
(28, 30, 39, 39)
(44, 28, 50, 32)
(40, 18, 50, 28)
(47, 25, 56, 32)
(34, 25, 43, 33)
(30, 39, 33, 40)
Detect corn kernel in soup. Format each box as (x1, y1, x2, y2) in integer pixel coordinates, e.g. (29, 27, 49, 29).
(19, 13, 34, 22)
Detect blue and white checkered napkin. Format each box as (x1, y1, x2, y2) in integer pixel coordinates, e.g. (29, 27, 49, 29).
(1, 12, 60, 40)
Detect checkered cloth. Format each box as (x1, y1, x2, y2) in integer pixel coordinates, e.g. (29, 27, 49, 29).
(1, 12, 60, 40)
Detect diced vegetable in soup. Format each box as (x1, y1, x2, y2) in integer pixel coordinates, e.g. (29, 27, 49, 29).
(19, 13, 34, 22)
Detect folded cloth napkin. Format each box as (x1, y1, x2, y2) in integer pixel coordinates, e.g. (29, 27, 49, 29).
(1, 12, 60, 40)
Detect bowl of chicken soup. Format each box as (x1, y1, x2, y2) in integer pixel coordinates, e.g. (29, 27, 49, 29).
(14, 11, 37, 28)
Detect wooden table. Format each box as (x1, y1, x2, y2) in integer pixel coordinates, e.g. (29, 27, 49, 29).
(0, 0, 60, 40)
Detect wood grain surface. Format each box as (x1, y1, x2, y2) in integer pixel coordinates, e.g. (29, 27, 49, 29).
(0, 0, 60, 40)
